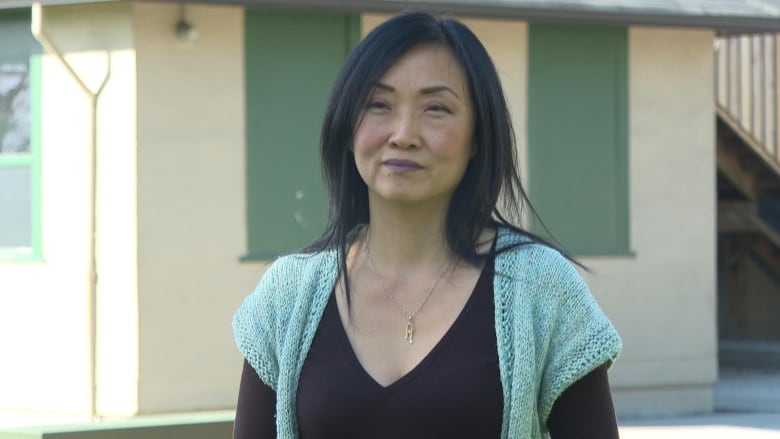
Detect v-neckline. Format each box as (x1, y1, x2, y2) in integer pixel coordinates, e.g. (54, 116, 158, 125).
(330, 260, 490, 392)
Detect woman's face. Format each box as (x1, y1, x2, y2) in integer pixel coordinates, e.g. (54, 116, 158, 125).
(353, 43, 474, 210)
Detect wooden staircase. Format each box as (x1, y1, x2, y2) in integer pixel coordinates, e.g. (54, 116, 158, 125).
(715, 33, 780, 344)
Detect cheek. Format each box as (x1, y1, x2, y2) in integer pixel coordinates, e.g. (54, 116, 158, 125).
(352, 124, 384, 180)
(430, 128, 473, 163)
(353, 122, 385, 154)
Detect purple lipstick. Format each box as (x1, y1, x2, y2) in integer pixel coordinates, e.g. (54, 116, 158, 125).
(383, 159, 422, 172)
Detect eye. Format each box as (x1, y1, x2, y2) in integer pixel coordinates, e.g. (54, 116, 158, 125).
(426, 103, 452, 114)
(366, 100, 390, 111)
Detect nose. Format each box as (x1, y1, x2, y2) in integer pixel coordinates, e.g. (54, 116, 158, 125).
(388, 109, 420, 149)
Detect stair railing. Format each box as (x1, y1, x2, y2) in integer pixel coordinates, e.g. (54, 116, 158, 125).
(716, 33, 780, 162)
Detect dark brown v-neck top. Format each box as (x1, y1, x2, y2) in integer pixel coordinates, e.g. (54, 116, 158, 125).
(233, 256, 618, 439)
(296, 256, 502, 439)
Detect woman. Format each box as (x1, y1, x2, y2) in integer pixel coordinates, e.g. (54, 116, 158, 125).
(233, 10, 622, 439)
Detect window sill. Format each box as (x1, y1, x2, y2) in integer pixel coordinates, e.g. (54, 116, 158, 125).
(239, 253, 279, 263)
(575, 250, 637, 259)
(0, 248, 44, 263)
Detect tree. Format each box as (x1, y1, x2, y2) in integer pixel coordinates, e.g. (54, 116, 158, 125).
(0, 62, 31, 154)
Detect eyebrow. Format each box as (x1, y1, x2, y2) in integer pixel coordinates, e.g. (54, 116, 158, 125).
(373, 82, 461, 100)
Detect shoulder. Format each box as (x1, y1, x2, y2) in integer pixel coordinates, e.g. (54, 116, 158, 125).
(260, 250, 336, 287)
(493, 227, 595, 324)
(231, 248, 339, 386)
(492, 229, 621, 366)
(250, 249, 338, 309)
(494, 227, 577, 286)
(233, 249, 337, 335)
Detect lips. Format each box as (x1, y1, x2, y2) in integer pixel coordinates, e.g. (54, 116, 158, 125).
(383, 158, 423, 172)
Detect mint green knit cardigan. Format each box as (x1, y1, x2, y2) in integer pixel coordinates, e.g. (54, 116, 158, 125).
(233, 227, 622, 438)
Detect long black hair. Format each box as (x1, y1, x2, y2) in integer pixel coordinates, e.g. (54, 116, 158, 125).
(305, 10, 569, 281)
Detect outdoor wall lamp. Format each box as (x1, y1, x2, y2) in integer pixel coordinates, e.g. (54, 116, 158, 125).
(175, 4, 199, 43)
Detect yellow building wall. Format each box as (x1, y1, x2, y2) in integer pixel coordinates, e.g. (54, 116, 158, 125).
(132, 2, 263, 413)
(584, 27, 717, 417)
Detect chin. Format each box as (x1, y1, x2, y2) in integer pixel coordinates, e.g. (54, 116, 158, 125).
(374, 191, 450, 208)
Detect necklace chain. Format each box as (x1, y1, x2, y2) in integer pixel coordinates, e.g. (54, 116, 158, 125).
(364, 229, 455, 344)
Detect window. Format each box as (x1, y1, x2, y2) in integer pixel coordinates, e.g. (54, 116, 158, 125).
(243, 10, 359, 259)
(527, 23, 629, 255)
(0, 9, 41, 260)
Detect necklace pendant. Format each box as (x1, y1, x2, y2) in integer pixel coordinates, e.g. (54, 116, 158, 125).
(405, 320, 414, 344)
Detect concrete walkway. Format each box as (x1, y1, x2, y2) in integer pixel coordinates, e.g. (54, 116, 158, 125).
(620, 369, 780, 438)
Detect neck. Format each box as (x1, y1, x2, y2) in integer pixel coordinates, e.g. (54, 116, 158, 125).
(364, 199, 455, 274)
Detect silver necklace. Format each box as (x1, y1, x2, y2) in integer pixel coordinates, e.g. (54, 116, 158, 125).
(365, 231, 455, 344)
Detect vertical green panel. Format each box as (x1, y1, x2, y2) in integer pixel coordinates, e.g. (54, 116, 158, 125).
(528, 23, 629, 255)
(345, 14, 361, 52)
(244, 10, 359, 259)
(29, 53, 42, 260)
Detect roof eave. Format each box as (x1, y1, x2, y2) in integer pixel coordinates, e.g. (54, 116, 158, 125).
(187, 0, 780, 33)
(4, 0, 780, 33)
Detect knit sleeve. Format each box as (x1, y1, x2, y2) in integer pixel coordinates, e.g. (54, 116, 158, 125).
(536, 252, 622, 429)
(232, 261, 284, 392)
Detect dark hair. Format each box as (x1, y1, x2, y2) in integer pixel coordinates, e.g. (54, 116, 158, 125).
(305, 10, 568, 280)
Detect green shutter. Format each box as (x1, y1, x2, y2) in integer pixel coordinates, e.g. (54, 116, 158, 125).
(244, 10, 359, 259)
(528, 23, 629, 255)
